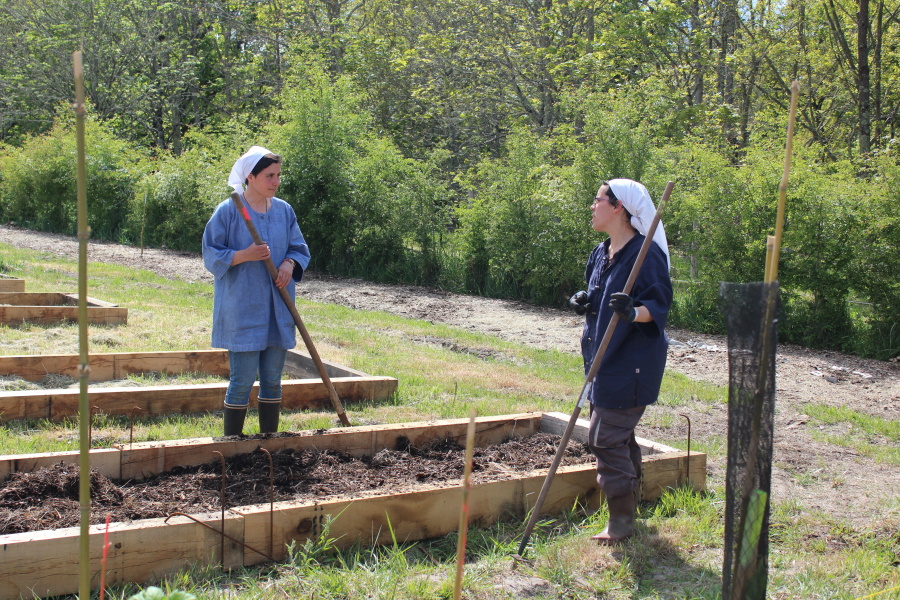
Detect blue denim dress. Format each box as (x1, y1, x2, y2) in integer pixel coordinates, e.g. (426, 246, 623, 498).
(202, 196, 311, 352)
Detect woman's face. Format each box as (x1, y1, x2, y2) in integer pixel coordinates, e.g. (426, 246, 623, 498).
(591, 185, 616, 232)
(247, 162, 281, 198)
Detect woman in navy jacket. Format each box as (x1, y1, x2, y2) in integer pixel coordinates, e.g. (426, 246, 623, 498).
(569, 178, 673, 544)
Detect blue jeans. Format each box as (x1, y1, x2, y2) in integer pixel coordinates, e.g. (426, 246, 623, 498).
(224, 347, 288, 407)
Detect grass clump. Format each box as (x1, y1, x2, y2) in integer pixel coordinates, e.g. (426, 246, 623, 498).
(805, 403, 900, 466)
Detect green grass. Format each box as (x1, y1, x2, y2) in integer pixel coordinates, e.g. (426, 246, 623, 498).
(804, 403, 900, 466)
(2, 242, 900, 599)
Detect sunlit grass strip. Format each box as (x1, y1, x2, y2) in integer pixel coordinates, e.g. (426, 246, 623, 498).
(768, 501, 900, 599)
(805, 403, 900, 466)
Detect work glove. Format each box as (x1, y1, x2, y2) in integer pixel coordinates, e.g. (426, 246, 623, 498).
(609, 292, 638, 322)
(568, 291, 590, 315)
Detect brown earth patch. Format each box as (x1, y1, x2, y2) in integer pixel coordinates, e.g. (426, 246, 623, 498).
(0, 433, 588, 534)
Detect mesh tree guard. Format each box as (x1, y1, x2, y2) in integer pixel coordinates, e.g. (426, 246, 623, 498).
(720, 282, 780, 600)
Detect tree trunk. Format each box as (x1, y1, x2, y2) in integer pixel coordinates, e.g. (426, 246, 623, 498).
(872, 0, 883, 146)
(858, 0, 871, 154)
(690, 0, 704, 106)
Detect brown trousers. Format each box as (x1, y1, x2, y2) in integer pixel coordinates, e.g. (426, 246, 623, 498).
(588, 406, 646, 499)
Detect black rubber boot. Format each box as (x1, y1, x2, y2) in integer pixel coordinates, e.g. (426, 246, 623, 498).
(223, 404, 247, 436)
(591, 492, 637, 545)
(258, 398, 281, 434)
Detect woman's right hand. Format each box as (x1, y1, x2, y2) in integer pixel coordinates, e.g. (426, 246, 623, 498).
(232, 241, 271, 265)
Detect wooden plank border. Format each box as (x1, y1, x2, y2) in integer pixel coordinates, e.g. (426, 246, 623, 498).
(0, 350, 398, 422)
(0, 276, 25, 293)
(540, 411, 706, 501)
(0, 292, 128, 325)
(0, 349, 353, 382)
(0, 412, 706, 599)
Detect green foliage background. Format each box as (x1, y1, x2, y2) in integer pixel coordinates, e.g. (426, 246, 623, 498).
(0, 0, 898, 359)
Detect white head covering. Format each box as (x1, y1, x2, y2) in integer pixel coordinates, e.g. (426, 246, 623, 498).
(228, 145, 275, 191)
(607, 178, 670, 269)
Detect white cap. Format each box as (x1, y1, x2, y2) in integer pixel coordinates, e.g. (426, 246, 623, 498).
(227, 145, 275, 191)
(607, 178, 670, 269)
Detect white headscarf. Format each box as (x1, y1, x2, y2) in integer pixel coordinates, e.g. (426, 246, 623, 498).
(227, 145, 275, 191)
(607, 178, 670, 270)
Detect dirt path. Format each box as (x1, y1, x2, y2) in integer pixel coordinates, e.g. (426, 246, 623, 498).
(2, 224, 898, 527)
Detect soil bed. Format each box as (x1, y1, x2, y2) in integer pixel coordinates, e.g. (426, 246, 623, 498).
(0, 432, 589, 535)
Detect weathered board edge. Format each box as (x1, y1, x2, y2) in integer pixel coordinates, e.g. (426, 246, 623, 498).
(0, 348, 398, 422)
(0, 277, 25, 293)
(540, 411, 683, 453)
(0, 305, 127, 325)
(0, 348, 363, 382)
(0, 413, 543, 481)
(0, 512, 244, 600)
(0, 412, 705, 599)
(0, 292, 116, 307)
(0, 376, 397, 422)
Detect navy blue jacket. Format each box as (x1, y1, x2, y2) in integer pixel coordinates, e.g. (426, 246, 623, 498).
(581, 234, 673, 409)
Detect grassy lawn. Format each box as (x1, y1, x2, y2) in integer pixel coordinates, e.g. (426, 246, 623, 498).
(1, 243, 898, 600)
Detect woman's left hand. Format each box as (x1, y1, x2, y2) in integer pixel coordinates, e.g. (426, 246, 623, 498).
(275, 260, 293, 288)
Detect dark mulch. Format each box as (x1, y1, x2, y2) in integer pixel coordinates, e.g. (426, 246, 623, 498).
(0, 433, 592, 535)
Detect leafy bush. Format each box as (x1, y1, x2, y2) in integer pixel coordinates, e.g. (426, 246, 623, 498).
(0, 115, 144, 240)
(456, 130, 596, 304)
(851, 152, 900, 358)
(273, 59, 368, 273)
(569, 88, 655, 196)
(273, 58, 451, 284)
(128, 147, 228, 252)
(345, 139, 450, 283)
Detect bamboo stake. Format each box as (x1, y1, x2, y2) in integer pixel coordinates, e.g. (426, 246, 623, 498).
(229, 192, 351, 426)
(453, 409, 477, 600)
(763, 235, 776, 284)
(515, 181, 675, 558)
(73, 50, 93, 600)
(767, 80, 800, 284)
(731, 80, 799, 600)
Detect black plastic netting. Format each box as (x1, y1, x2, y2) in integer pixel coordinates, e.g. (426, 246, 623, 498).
(719, 282, 779, 600)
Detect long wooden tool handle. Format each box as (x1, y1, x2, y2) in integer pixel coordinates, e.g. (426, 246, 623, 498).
(516, 181, 675, 558)
(230, 192, 351, 427)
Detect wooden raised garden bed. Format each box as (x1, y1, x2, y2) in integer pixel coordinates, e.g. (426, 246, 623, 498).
(0, 411, 705, 599)
(0, 275, 25, 293)
(0, 292, 127, 326)
(0, 349, 398, 422)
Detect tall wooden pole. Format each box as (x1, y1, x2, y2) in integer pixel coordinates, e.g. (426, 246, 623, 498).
(73, 50, 93, 600)
(453, 409, 477, 600)
(767, 80, 800, 284)
(730, 80, 799, 600)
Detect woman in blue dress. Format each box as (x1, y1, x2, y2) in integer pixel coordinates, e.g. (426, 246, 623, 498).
(569, 178, 672, 544)
(202, 146, 311, 436)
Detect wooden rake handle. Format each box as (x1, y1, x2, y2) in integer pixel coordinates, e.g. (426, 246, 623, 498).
(516, 181, 674, 558)
(230, 192, 351, 427)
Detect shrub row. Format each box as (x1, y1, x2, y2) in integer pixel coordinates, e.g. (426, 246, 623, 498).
(0, 75, 896, 359)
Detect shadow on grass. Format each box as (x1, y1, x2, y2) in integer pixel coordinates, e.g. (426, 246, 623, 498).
(625, 522, 723, 599)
